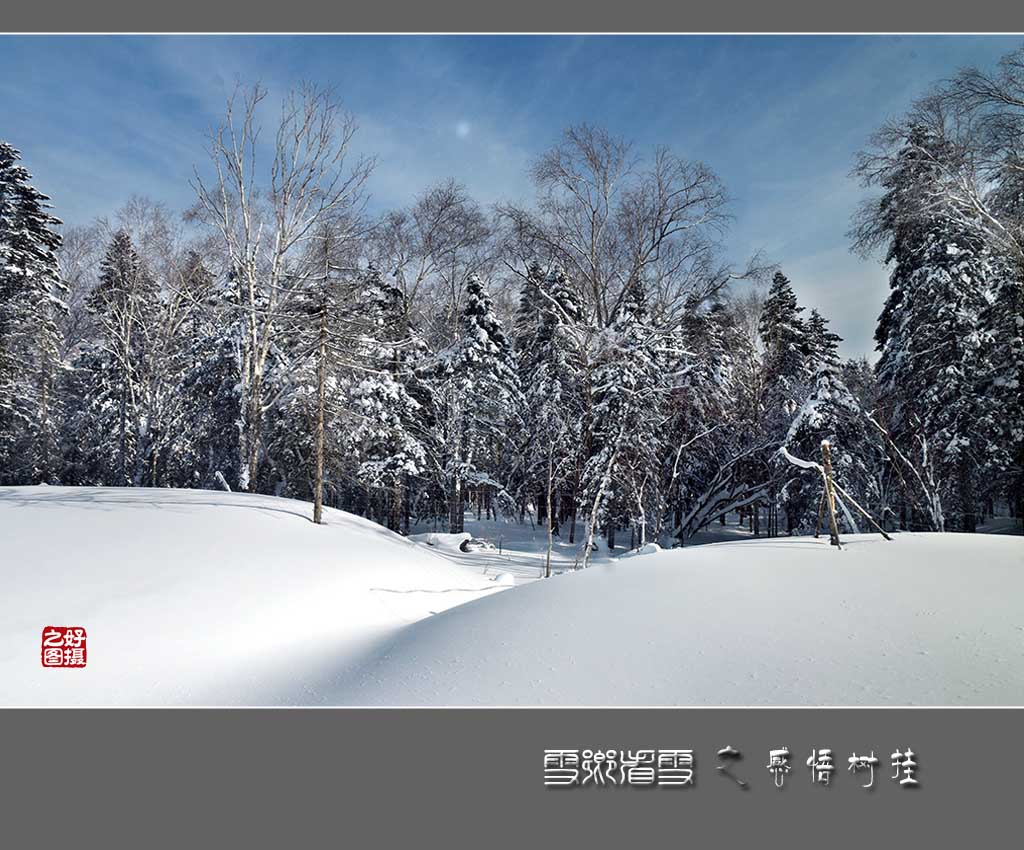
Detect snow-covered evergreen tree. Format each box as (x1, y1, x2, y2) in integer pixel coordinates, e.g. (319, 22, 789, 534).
(756, 271, 815, 529)
(975, 266, 1024, 519)
(870, 127, 995, 531)
(137, 247, 216, 489)
(674, 300, 735, 434)
(348, 267, 427, 531)
(512, 261, 547, 379)
(77, 229, 159, 485)
(521, 266, 584, 537)
(175, 253, 244, 490)
(503, 261, 548, 516)
(432, 273, 519, 532)
(806, 308, 842, 371)
(0, 141, 66, 483)
(781, 366, 884, 532)
(579, 275, 663, 557)
(665, 299, 738, 534)
(759, 271, 811, 431)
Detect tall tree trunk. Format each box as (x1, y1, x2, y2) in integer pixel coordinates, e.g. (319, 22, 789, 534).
(118, 383, 127, 486)
(403, 473, 412, 535)
(958, 458, 977, 533)
(449, 476, 463, 534)
(37, 369, 52, 484)
(246, 369, 263, 493)
(545, 449, 554, 579)
(312, 300, 327, 525)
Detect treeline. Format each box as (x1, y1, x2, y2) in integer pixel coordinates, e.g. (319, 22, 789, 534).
(2, 48, 1022, 551)
(849, 45, 1024, 532)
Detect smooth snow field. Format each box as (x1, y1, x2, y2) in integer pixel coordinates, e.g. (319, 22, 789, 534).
(0, 486, 506, 706)
(1, 486, 1022, 706)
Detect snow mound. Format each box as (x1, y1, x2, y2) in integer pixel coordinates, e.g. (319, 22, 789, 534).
(326, 533, 1024, 706)
(6, 487, 1021, 707)
(0, 486, 506, 706)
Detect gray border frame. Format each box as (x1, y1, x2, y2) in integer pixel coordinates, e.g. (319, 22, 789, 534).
(2, 13, 1022, 843)
(0, 1, 1022, 34)
(2, 707, 1019, 846)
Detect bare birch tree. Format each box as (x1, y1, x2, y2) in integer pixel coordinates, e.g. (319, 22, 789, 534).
(191, 81, 373, 491)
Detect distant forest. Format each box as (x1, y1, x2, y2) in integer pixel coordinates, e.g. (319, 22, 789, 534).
(2, 46, 1021, 552)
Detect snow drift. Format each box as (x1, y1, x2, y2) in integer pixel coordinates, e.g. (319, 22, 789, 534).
(327, 532, 1024, 706)
(3, 486, 1021, 706)
(0, 486, 505, 706)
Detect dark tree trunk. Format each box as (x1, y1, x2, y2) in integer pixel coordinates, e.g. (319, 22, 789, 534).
(959, 459, 977, 533)
(403, 474, 411, 535)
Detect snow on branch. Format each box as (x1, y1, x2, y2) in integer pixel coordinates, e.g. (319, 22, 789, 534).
(777, 445, 823, 474)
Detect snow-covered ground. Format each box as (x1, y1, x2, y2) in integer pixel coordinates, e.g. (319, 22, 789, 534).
(332, 531, 1024, 706)
(2, 486, 1021, 706)
(977, 515, 1024, 535)
(0, 486, 507, 706)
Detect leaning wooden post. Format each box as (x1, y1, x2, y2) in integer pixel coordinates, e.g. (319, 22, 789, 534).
(821, 440, 842, 548)
(831, 480, 893, 541)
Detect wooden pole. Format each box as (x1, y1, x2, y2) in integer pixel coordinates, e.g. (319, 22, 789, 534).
(831, 480, 893, 541)
(821, 441, 842, 548)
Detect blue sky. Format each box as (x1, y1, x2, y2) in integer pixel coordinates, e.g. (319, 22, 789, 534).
(2, 34, 1021, 357)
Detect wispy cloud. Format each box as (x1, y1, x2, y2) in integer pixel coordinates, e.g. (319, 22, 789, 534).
(2, 34, 1020, 357)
